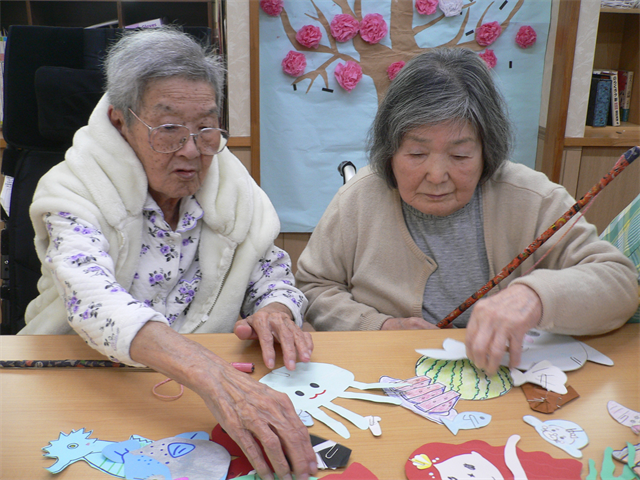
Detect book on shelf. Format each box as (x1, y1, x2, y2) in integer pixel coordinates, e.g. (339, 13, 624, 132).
(125, 18, 164, 29)
(617, 70, 634, 123)
(593, 69, 621, 127)
(586, 76, 612, 128)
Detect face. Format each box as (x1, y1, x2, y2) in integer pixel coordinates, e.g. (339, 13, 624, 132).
(391, 121, 483, 217)
(110, 77, 219, 212)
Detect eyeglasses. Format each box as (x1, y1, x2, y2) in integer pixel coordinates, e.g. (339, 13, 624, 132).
(129, 108, 228, 155)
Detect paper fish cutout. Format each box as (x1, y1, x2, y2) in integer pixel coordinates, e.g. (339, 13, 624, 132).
(311, 435, 351, 470)
(521, 383, 580, 414)
(612, 442, 640, 475)
(102, 439, 173, 480)
(523, 415, 589, 458)
(441, 411, 492, 435)
(380, 375, 460, 421)
(416, 330, 613, 372)
(405, 434, 582, 480)
(510, 360, 568, 394)
(42, 428, 152, 476)
(588, 445, 639, 480)
(259, 362, 403, 439)
(608, 401, 640, 434)
(415, 357, 512, 400)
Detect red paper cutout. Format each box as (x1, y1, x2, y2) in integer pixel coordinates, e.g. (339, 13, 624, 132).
(210, 424, 273, 478)
(322, 462, 379, 480)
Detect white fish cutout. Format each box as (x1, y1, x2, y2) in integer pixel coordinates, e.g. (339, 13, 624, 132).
(608, 401, 640, 434)
(416, 330, 613, 372)
(523, 415, 589, 458)
(441, 411, 492, 435)
(509, 360, 568, 394)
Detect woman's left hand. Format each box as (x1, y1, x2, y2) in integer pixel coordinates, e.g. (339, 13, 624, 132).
(235, 303, 314, 370)
(465, 284, 542, 375)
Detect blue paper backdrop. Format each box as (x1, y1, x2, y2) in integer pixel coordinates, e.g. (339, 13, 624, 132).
(260, 0, 552, 232)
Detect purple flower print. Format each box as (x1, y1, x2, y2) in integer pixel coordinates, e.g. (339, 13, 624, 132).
(160, 245, 170, 255)
(277, 251, 285, 260)
(68, 253, 96, 266)
(66, 294, 81, 314)
(140, 244, 150, 255)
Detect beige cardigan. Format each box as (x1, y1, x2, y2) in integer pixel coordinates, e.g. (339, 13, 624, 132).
(296, 163, 638, 333)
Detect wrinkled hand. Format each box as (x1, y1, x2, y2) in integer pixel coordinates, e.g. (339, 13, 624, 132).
(381, 317, 440, 330)
(234, 303, 313, 370)
(465, 284, 542, 375)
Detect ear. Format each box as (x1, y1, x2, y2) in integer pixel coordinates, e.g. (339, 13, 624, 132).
(108, 105, 126, 134)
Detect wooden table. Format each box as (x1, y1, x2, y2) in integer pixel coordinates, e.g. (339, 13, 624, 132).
(1, 326, 639, 479)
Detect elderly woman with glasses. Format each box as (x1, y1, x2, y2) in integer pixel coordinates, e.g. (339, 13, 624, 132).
(296, 48, 637, 375)
(20, 27, 317, 480)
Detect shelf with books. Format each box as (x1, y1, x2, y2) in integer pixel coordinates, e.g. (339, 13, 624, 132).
(565, 124, 640, 147)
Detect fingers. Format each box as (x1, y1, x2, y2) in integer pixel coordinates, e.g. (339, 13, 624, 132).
(234, 319, 258, 340)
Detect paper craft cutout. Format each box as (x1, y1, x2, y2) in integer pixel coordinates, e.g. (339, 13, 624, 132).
(521, 383, 580, 414)
(259, 362, 403, 438)
(416, 329, 613, 372)
(608, 401, 640, 434)
(380, 375, 460, 421)
(612, 443, 640, 476)
(510, 360, 568, 394)
(588, 446, 638, 480)
(211, 424, 268, 478)
(364, 416, 382, 436)
(42, 428, 152, 476)
(311, 435, 351, 469)
(523, 415, 589, 458)
(102, 439, 173, 480)
(415, 357, 512, 400)
(441, 411, 492, 436)
(321, 462, 380, 479)
(405, 434, 582, 479)
(297, 409, 315, 426)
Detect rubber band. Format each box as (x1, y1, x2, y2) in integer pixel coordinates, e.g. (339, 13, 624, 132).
(152, 377, 184, 401)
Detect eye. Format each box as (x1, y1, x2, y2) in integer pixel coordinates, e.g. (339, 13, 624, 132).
(67, 443, 79, 449)
(295, 391, 304, 396)
(309, 383, 319, 388)
(463, 463, 476, 470)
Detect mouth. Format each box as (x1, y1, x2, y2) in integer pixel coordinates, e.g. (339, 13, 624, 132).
(423, 193, 450, 200)
(310, 390, 326, 399)
(174, 169, 197, 179)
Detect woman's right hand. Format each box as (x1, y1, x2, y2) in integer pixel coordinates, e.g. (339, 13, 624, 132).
(381, 317, 440, 330)
(130, 321, 317, 480)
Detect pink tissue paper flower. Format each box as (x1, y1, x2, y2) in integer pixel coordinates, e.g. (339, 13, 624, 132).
(330, 14, 360, 42)
(438, 0, 463, 17)
(476, 21, 502, 46)
(479, 49, 497, 69)
(260, 0, 283, 16)
(282, 51, 306, 77)
(360, 13, 388, 44)
(515, 25, 537, 49)
(334, 61, 363, 92)
(387, 61, 406, 81)
(296, 25, 323, 49)
(415, 0, 439, 15)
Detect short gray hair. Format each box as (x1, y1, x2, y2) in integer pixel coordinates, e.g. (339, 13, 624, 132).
(104, 26, 225, 125)
(368, 47, 513, 189)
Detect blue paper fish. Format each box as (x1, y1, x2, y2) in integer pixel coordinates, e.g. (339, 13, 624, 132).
(441, 411, 492, 435)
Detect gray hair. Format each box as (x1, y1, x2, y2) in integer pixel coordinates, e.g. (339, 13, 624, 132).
(104, 26, 225, 125)
(368, 47, 513, 189)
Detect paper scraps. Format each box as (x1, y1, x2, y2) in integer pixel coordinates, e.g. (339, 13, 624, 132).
(416, 330, 613, 372)
(311, 435, 351, 469)
(521, 383, 580, 414)
(612, 443, 640, 476)
(414, 356, 512, 400)
(510, 360, 568, 394)
(259, 362, 403, 439)
(608, 401, 640, 434)
(588, 445, 639, 480)
(405, 434, 582, 480)
(523, 415, 589, 458)
(380, 375, 460, 422)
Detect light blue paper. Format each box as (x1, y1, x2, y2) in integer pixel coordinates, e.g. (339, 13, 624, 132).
(259, 0, 552, 231)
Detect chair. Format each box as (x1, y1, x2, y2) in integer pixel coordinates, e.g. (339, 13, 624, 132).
(0, 25, 210, 334)
(600, 192, 640, 323)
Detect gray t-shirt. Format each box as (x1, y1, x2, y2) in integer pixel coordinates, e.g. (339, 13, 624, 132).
(402, 187, 489, 327)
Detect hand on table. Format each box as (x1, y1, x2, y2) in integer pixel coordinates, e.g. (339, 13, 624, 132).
(465, 284, 542, 375)
(381, 317, 440, 330)
(234, 302, 314, 370)
(130, 322, 317, 480)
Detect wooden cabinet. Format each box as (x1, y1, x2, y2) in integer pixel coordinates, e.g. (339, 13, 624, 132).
(0, 1, 221, 35)
(542, 3, 640, 233)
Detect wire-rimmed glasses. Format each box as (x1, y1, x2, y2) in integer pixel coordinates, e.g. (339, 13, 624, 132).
(129, 108, 228, 155)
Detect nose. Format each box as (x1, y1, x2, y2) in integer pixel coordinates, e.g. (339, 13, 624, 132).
(424, 156, 449, 184)
(175, 134, 200, 158)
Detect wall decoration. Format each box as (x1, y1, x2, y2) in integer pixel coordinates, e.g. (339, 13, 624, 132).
(258, 0, 552, 231)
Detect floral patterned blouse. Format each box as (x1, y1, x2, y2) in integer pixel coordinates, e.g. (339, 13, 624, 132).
(42, 194, 307, 362)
